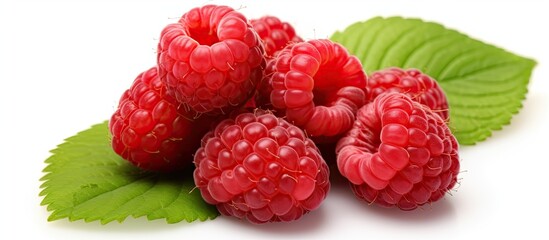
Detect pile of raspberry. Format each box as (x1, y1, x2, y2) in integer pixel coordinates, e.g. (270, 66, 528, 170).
(109, 5, 460, 224)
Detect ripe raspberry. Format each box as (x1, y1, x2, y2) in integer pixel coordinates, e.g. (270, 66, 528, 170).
(250, 16, 303, 57)
(109, 67, 213, 172)
(193, 111, 330, 223)
(254, 49, 283, 109)
(368, 68, 449, 121)
(157, 5, 265, 115)
(336, 92, 460, 210)
(251, 16, 303, 109)
(266, 39, 367, 138)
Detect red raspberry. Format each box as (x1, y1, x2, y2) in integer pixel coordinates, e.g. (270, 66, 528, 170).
(193, 111, 330, 223)
(254, 49, 283, 109)
(157, 5, 265, 115)
(368, 68, 449, 121)
(251, 16, 303, 109)
(251, 16, 303, 57)
(109, 67, 213, 172)
(336, 92, 460, 210)
(266, 39, 367, 138)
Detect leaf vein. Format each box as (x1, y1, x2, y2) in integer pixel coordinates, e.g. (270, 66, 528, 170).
(377, 23, 424, 69)
(440, 61, 526, 82)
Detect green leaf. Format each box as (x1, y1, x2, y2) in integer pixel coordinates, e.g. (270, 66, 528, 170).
(39, 122, 219, 224)
(331, 17, 536, 145)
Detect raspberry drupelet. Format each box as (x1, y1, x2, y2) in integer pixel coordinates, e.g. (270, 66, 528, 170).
(250, 16, 303, 57)
(336, 92, 460, 210)
(265, 39, 367, 139)
(368, 68, 449, 122)
(193, 111, 330, 223)
(250, 15, 303, 109)
(109, 67, 214, 172)
(157, 5, 265, 115)
(254, 50, 281, 109)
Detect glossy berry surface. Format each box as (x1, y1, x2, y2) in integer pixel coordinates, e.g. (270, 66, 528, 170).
(368, 68, 449, 121)
(251, 16, 303, 109)
(109, 67, 213, 172)
(251, 16, 303, 57)
(336, 92, 460, 210)
(254, 49, 283, 109)
(193, 111, 330, 223)
(157, 5, 265, 115)
(266, 39, 367, 138)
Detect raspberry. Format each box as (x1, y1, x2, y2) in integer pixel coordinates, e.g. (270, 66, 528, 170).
(157, 5, 265, 115)
(254, 49, 284, 109)
(336, 92, 460, 210)
(266, 39, 367, 138)
(251, 16, 303, 57)
(368, 68, 449, 121)
(193, 111, 330, 223)
(251, 16, 303, 109)
(109, 67, 213, 172)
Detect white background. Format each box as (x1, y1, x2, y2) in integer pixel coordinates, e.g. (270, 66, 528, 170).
(1, 0, 548, 239)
